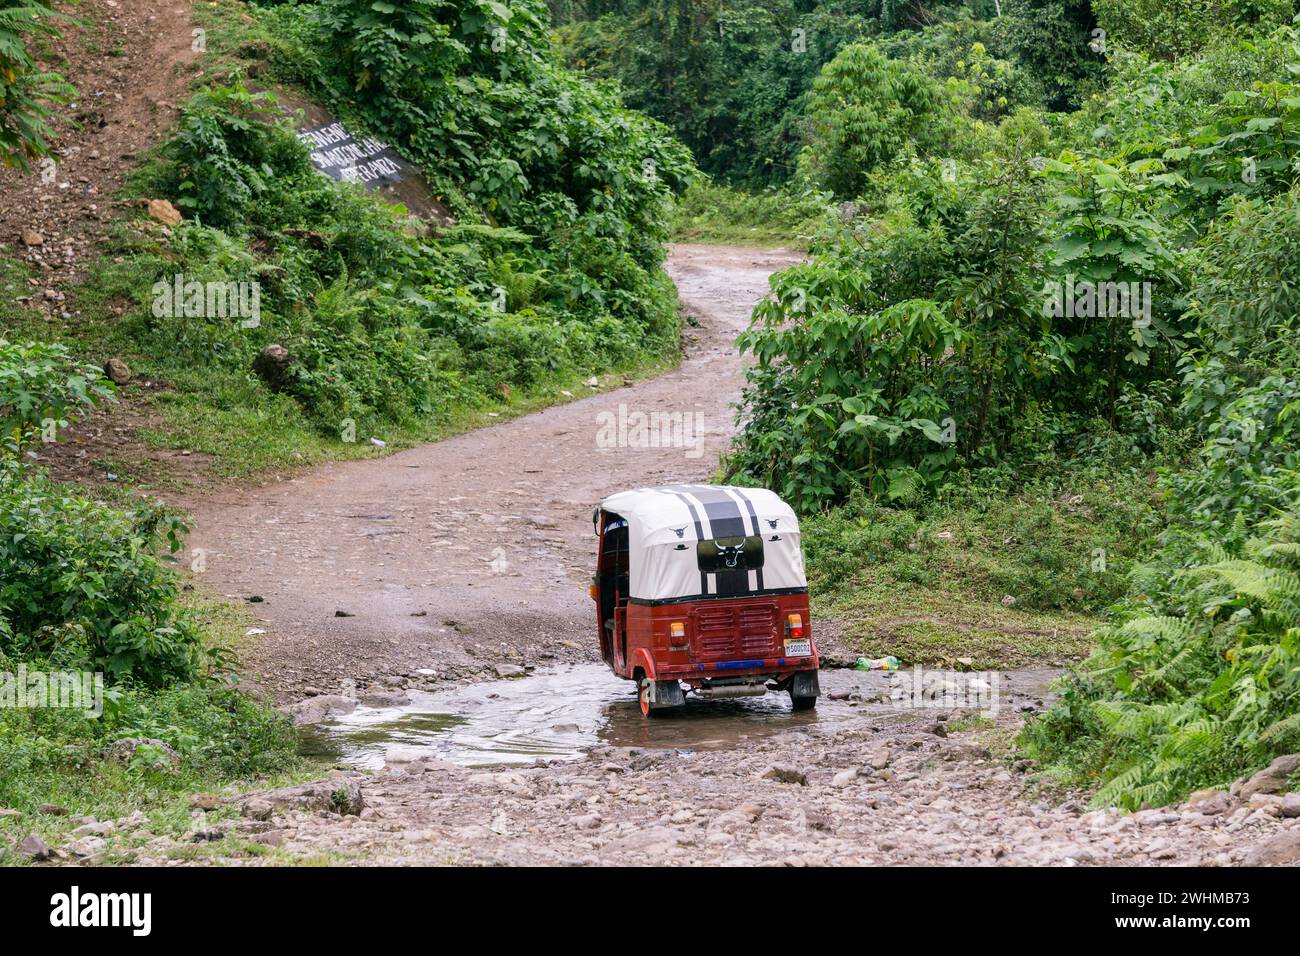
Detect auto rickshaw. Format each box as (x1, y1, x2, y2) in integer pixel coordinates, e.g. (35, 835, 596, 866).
(591, 484, 819, 715)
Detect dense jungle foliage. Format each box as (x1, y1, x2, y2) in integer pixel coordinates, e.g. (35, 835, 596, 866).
(0, 1, 72, 169)
(547, 0, 1300, 806)
(105, 0, 695, 446)
(551, 0, 1106, 185)
(627, 2, 1298, 806)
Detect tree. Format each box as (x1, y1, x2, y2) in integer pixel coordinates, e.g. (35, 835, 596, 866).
(798, 43, 947, 197)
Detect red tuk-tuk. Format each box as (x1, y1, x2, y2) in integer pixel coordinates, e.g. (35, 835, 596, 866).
(591, 484, 819, 715)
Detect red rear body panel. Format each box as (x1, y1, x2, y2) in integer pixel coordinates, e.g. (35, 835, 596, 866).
(603, 593, 817, 685)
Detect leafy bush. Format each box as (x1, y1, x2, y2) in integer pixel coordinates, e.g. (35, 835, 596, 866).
(0, 1, 74, 168)
(0, 339, 112, 452)
(732, 153, 1072, 509)
(1092, 0, 1291, 61)
(123, 0, 696, 440)
(798, 43, 950, 198)
(0, 459, 203, 685)
(160, 80, 311, 231)
(0, 677, 298, 812)
(1022, 508, 1300, 808)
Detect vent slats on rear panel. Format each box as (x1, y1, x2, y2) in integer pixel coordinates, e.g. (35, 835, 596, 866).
(692, 603, 779, 662)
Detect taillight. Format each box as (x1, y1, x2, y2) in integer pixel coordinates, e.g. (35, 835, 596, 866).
(786, 613, 804, 639)
(669, 621, 687, 646)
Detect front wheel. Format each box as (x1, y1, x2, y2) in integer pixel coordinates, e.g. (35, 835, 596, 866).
(790, 693, 817, 711)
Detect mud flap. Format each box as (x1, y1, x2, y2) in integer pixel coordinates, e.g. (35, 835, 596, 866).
(653, 679, 686, 708)
(790, 670, 820, 700)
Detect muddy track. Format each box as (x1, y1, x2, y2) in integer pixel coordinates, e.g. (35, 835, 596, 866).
(180, 245, 803, 700)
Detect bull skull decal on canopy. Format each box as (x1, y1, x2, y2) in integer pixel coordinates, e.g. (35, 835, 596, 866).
(714, 538, 746, 569)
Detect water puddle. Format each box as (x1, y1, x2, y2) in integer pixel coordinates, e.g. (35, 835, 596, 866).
(301, 663, 1059, 770)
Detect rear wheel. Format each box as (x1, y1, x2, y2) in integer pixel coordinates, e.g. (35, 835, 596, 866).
(638, 677, 684, 717)
(789, 670, 820, 712)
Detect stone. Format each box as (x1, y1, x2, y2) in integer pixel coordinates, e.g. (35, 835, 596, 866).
(190, 793, 222, 811)
(1238, 753, 1300, 799)
(494, 663, 526, 678)
(68, 836, 107, 858)
(241, 798, 275, 822)
(251, 830, 285, 848)
(831, 768, 860, 788)
(71, 820, 113, 837)
(759, 765, 807, 785)
(103, 357, 132, 385)
(572, 813, 602, 830)
(1190, 792, 1234, 816)
(146, 198, 182, 226)
(18, 833, 50, 860)
(243, 774, 364, 817)
(107, 737, 181, 771)
(1060, 845, 1095, 863)
(1280, 793, 1300, 818)
(358, 689, 410, 708)
(1000, 594, 1017, 607)
(252, 344, 295, 392)
(37, 804, 69, 816)
(1244, 829, 1300, 866)
(283, 693, 356, 726)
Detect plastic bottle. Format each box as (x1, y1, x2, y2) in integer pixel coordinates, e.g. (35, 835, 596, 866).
(854, 655, 900, 671)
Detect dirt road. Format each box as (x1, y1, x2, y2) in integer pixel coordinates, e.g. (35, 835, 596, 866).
(181, 245, 802, 700)
(161, 245, 1296, 869)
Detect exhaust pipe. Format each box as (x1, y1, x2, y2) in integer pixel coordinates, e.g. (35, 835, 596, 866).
(695, 682, 768, 700)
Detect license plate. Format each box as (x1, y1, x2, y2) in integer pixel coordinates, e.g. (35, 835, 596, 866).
(784, 639, 812, 657)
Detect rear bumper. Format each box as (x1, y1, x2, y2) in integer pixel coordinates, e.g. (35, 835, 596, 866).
(657, 655, 820, 680)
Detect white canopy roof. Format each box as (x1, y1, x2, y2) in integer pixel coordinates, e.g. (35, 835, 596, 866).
(600, 485, 806, 601)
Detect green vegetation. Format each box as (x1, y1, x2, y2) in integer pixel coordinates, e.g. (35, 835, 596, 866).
(551, 0, 1103, 187)
(0, 338, 300, 841)
(804, 467, 1159, 667)
(6, 0, 694, 480)
(5, 0, 1300, 825)
(0, 0, 704, 847)
(0, 1, 72, 168)
(665, 6, 1300, 806)
(671, 181, 832, 247)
